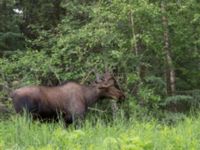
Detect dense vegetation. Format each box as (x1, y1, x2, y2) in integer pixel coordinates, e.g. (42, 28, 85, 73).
(0, 0, 200, 149)
(1, 115, 200, 149)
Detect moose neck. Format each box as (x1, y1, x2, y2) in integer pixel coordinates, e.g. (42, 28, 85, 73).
(83, 85, 101, 106)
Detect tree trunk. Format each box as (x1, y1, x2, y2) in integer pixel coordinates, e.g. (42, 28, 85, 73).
(130, 10, 138, 56)
(161, 2, 176, 96)
(129, 10, 146, 106)
(52, 0, 62, 26)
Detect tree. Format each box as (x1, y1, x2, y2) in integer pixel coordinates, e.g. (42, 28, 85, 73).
(161, 1, 176, 96)
(0, 0, 24, 56)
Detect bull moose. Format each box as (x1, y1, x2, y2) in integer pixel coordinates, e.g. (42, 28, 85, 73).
(10, 72, 125, 124)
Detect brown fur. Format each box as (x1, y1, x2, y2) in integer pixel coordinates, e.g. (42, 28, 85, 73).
(10, 73, 125, 124)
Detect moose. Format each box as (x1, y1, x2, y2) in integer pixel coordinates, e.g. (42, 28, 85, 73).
(10, 72, 125, 124)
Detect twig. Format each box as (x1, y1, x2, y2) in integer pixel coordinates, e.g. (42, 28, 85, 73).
(48, 65, 61, 84)
(0, 70, 13, 94)
(111, 100, 118, 120)
(88, 107, 107, 113)
(81, 69, 94, 84)
(80, 66, 98, 84)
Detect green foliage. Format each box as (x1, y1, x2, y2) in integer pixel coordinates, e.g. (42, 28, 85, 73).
(168, 0, 200, 90)
(176, 90, 200, 108)
(0, 0, 200, 117)
(0, 0, 25, 54)
(1, 115, 200, 149)
(163, 95, 193, 106)
(0, 50, 64, 87)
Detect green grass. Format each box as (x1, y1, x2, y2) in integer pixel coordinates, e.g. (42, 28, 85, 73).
(0, 114, 200, 150)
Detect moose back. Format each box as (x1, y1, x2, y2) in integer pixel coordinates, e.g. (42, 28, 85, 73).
(10, 72, 125, 124)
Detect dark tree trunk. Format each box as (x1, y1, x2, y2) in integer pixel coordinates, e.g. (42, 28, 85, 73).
(52, 0, 63, 26)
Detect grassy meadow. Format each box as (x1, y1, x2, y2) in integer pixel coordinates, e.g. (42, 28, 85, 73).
(0, 114, 200, 150)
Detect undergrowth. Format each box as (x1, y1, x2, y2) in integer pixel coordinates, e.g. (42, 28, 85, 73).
(0, 114, 200, 150)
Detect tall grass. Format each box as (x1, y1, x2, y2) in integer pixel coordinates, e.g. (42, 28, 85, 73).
(0, 114, 200, 150)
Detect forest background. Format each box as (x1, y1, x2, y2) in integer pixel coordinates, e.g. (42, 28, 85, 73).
(0, 0, 200, 125)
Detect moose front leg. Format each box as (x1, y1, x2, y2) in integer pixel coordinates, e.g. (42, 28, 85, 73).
(57, 113, 85, 128)
(66, 99, 86, 128)
(71, 112, 86, 128)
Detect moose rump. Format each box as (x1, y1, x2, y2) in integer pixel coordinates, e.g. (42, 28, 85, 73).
(11, 82, 87, 122)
